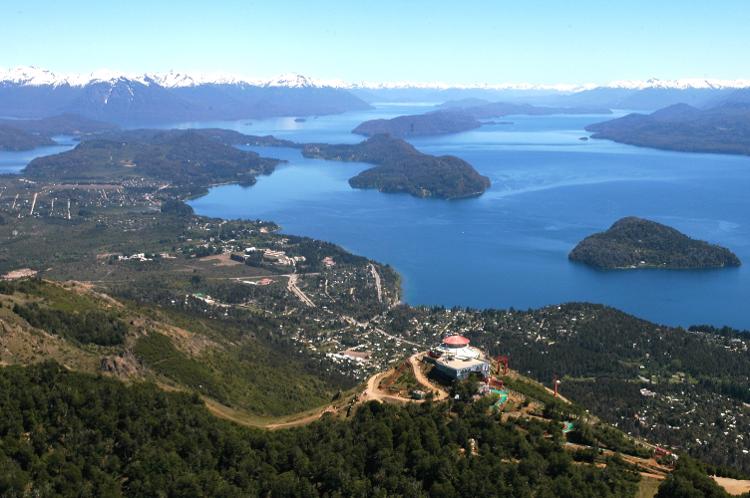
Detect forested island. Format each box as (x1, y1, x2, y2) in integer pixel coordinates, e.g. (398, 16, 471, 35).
(352, 99, 612, 138)
(352, 110, 482, 138)
(449, 101, 612, 119)
(585, 103, 750, 155)
(302, 134, 491, 198)
(0, 114, 116, 151)
(353, 102, 612, 138)
(569, 217, 741, 270)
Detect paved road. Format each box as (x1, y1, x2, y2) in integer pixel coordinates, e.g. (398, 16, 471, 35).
(287, 273, 315, 307)
(374, 327, 424, 348)
(369, 263, 383, 303)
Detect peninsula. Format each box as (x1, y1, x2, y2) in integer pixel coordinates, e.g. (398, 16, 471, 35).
(0, 125, 55, 151)
(302, 134, 490, 199)
(569, 217, 741, 270)
(585, 103, 750, 155)
(23, 129, 282, 195)
(0, 114, 117, 151)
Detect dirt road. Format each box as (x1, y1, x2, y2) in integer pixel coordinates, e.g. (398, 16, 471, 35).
(408, 353, 448, 400)
(361, 368, 411, 404)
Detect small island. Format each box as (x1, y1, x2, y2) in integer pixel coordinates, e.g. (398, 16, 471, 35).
(302, 134, 490, 199)
(569, 217, 741, 270)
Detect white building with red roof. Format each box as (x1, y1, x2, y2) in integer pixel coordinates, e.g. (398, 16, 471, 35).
(432, 335, 490, 380)
(436, 335, 482, 360)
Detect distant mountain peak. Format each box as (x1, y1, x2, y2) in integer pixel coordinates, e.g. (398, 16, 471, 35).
(0, 65, 62, 86)
(605, 77, 750, 91)
(264, 73, 315, 88)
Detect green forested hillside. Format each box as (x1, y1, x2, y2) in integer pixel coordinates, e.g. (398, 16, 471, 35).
(0, 125, 55, 151)
(0, 362, 643, 498)
(0, 279, 345, 418)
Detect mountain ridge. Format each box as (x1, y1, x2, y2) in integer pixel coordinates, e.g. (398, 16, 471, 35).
(5, 66, 750, 91)
(0, 67, 371, 123)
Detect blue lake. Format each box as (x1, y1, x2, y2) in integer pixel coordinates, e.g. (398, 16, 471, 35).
(1, 106, 747, 329)
(0, 137, 76, 174)
(189, 106, 750, 329)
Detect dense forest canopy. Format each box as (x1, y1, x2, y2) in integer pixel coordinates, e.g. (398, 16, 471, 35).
(569, 217, 741, 269)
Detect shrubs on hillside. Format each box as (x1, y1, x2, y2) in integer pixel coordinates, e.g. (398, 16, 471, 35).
(12, 302, 126, 346)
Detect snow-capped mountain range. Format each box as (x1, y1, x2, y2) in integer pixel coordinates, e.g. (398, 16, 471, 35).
(0, 66, 343, 89)
(2, 66, 749, 92)
(1, 66, 748, 124)
(348, 78, 750, 92)
(0, 66, 372, 123)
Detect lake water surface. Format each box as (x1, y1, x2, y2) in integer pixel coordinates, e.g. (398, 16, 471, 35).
(0, 136, 76, 174)
(188, 105, 750, 329)
(2, 107, 747, 329)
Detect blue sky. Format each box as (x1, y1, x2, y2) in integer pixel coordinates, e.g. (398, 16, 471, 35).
(2, 0, 749, 84)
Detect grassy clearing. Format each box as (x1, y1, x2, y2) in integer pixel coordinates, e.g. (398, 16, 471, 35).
(635, 475, 662, 498)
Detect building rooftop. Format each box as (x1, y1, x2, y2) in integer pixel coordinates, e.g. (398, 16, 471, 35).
(437, 356, 486, 370)
(443, 335, 470, 346)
